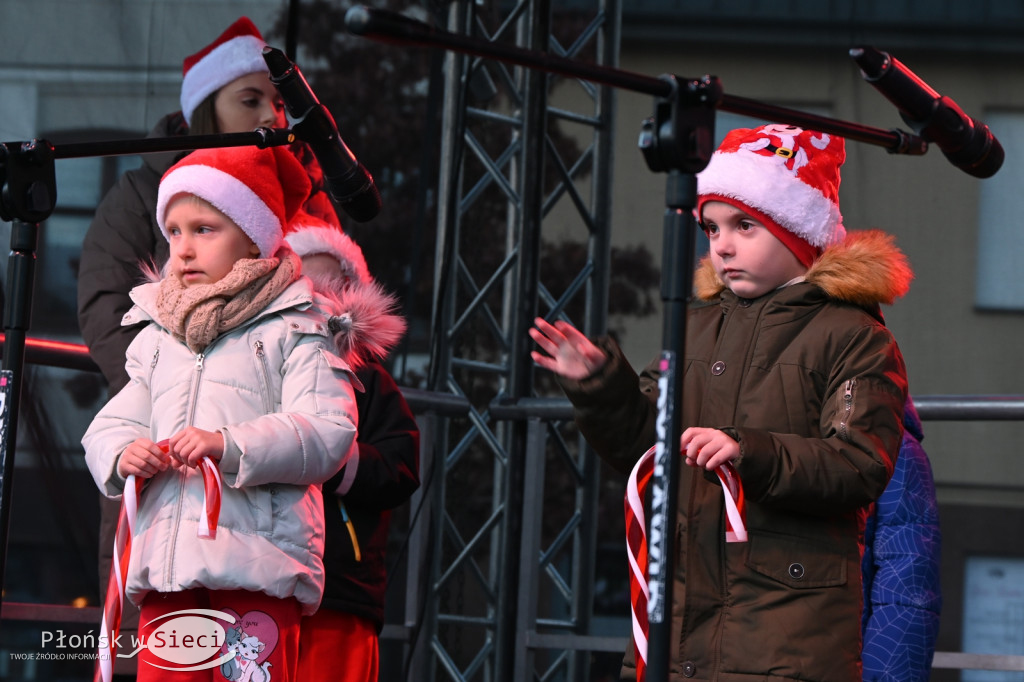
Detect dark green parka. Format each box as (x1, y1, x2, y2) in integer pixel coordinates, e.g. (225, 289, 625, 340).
(561, 230, 911, 682)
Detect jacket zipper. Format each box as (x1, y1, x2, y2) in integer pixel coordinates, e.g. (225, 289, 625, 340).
(253, 340, 273, 414)
(166, 352, 205, 588)
(838, 379, 855, 442)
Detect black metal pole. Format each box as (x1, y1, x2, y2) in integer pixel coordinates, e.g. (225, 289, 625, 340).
(0, 218, 38, 611)
(643, 168, 699, 682)
(634, 73, 719, 680)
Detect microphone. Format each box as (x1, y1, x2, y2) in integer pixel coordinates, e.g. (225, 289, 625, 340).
(262, 46, 381, 222)
(851, 46, 1003, 179)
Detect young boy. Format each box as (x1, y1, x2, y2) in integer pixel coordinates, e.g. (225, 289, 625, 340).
(531, 124, 913, 681)
(285, 222, 420, 682)
(82, 144, 359, 682)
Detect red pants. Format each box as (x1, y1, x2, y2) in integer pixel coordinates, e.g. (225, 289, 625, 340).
(297, 609, 379, 682)
(136, 589, 301, 682)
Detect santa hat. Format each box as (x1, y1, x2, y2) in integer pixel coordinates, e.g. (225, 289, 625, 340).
(180, 17, 269, 125)
(284, 220, 406, 368)
(697, 124, 846, 267)
(157, 145, 312, 258)
(284, 221, 372, 287)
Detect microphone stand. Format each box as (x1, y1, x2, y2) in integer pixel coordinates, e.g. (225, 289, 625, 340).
(0, 127, 295, 614)
(343, 5, 930, 681)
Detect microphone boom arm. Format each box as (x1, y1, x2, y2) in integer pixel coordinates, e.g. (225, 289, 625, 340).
(344, 5, 928, 156)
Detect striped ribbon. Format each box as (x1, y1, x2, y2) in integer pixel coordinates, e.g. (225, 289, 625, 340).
(715, 461, 747, 543)
(625, 448, 655, 682)
(197, 456, 223, 539)
(96, 474, 144, 682)
(624, 445, 747, 682)
(95, 440, 223, 682)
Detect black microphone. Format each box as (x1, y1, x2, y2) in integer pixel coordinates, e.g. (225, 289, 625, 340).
(851, 46, 1003, 179)
(262, 46, 381, 222)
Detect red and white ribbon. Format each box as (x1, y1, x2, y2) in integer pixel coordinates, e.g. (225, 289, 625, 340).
(625, 448, 655, 682)
(715, 462, 747, 543)
(96, 474, 144, 682)
(95, 440, 222, 682)
(197, 456, 223, 540)
(156, 439, 222, 539)
(624, 444, 747, 682)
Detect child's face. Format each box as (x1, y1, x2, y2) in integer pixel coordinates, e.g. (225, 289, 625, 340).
(165, 195, 260, 287)
(213, 72, 287, 133)
(702, 201, 808, 299)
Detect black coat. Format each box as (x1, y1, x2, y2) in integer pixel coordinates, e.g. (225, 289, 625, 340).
(77, 112, 186, 394)
(320, 361, 420, 629)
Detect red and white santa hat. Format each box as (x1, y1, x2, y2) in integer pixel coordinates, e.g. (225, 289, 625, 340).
(180, 17, 269, 125)
(156, 145, 312, 258)
(284, 218, 408, 373)
(284, 220, 372, 287)
(697, 123, 846, 267)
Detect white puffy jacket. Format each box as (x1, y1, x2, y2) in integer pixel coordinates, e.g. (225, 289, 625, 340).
(83, 277, 358, 614)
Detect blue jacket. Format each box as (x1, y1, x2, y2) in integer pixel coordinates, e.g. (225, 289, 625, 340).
(861, 399, 942, 681)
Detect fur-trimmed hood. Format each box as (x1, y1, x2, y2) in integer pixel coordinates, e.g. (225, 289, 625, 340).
(693, 229, 913, 308)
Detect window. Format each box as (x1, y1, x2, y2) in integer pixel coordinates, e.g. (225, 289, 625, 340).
(975, 110, 1024, 311)
(961, 556, 1024, 681)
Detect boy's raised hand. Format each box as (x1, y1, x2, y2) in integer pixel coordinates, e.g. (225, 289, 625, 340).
(529, 317, 608, 380)
(117, 438, 172, 479)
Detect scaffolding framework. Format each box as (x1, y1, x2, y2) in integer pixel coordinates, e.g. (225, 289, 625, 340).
(407, 0, 622, 679)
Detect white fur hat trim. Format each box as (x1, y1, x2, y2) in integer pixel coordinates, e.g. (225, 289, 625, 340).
(157, 163, 281, 258)
(697, 151, 845, 248)
(180, 35, 267, 125)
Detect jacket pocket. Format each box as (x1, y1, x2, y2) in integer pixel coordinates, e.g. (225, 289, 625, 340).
(745, 530, 847, 589)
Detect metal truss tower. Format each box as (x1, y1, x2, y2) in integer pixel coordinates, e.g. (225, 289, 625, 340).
(406, 0, 624, 680)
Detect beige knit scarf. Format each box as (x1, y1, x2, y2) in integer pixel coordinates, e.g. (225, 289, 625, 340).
(156, 248, 302, 353)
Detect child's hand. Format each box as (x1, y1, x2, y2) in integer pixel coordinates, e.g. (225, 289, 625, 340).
(116, 438, 172, 479)
(167, 427, 225, 468)
(681, 427, 740, 470)
(529, 317, 608, 380)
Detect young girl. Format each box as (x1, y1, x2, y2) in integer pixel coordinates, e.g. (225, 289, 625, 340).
(79, 15, 338, 400)
(82, 144, 358, 682)
(76, 22, 342, 677)
(531, 124, 913, 681)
